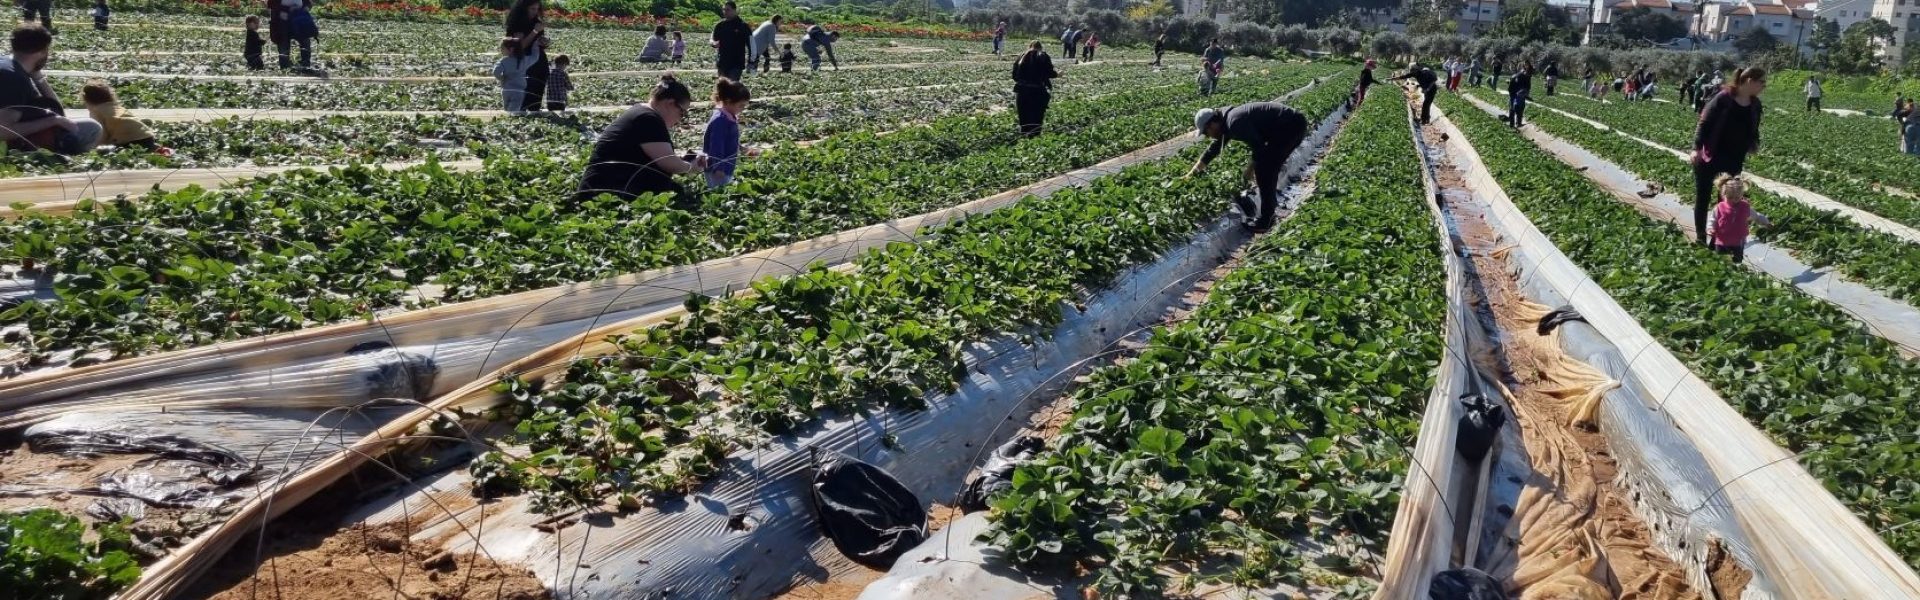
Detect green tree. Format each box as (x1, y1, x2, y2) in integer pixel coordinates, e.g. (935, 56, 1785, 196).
(1733, 26, 1778, 57)
(1830, 18, 1897, 74)
(1404, 0, 1463, 36)
(1491, 0, 1574, 44)
(1612, 7, 1686, 42)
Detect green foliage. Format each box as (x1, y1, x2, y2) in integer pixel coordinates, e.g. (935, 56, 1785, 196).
(1611, 7, 1687, 42)
(1490, 0, 1575, 45)
(0, 509, 142, 600)
(467, 70, 1353, 512)
(1733, 26, 1779, 58)
(986, 84, 1440, 596)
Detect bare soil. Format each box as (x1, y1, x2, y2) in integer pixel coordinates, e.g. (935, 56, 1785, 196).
(184, 485, 548, 600)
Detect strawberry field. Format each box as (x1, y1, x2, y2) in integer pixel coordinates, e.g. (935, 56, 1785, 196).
(9, 7, 1920, 599)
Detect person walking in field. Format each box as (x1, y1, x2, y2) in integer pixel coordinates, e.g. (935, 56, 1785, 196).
(1706, 174, 1770, 262)
(546, 54, 573, 111)
(1011, 40, 1059, 137)
(1152, 32, 1166, 66)
(1353, 58, 1380, 105)
(991, 20, 1006, 55)
(577, 75, 706, 202)
(1803, 76, 1822, 112)
(1082, 32, 1098, 62)
(1543, 61, 1559, 96)
(703, 77, 758, 188)
(1060, 25, 1077, 61)
(1187, 101, 1310, 232)
(1507, 61, 1533, 128)
(19, 0, 51, 35)
(709, 1, 752, 81)
(1392, 61, 1439, 125)
(1691, 67, 1767, 246)
(1901, 99, 1920, 156)
(244, 15, 267, 70)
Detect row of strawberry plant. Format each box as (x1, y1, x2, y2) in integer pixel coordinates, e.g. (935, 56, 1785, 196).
(1531, 94, 1920, 232)
(1438, 90, 1920, 562)
(46, 59, 1013, 111)
(466, 135, 1269, 514)
(52, 25, 1026, 76)
(981, 88, 1439, 598)
(0, 68, 1337, 366)
(1468, 91, 1920, 302)
(2, 62, 1178, 179)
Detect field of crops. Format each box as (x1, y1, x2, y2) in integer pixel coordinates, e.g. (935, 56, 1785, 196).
(11, 8, 1920, 599)
(1436, 89, 1920, 564)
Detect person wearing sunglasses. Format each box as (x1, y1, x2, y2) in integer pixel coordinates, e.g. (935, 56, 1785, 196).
(576, 75, 708, 204)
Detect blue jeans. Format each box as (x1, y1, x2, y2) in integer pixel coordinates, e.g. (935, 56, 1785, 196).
(46, 118, 104, 155)
(278, 36, 313, 69)
(1509, 95, 1528, 127)
(993, 36, 1003, 54)
(1905, 123, 1920, 156)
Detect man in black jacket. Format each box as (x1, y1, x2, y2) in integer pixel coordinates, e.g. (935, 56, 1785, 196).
(1392, 62, 1439, 125)
(710, 1, 752, 81)
(1187, 102, 1310, 232)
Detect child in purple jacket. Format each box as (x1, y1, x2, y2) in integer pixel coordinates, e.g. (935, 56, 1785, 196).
(703, 78, 757, 187)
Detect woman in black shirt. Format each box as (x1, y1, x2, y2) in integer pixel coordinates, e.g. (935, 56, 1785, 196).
(506, 0, 549, 113)
(1011, 41, 1060, 138)
(1691, 67, 1767, 245)
(577, 75, 706, 203)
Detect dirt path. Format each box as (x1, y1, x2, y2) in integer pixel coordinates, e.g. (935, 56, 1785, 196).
(1416, 107, 1744, 598)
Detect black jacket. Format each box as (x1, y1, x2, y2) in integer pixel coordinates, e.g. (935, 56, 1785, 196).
(1012, 51, 1059, 90)
(1201, 102, 1309, 164)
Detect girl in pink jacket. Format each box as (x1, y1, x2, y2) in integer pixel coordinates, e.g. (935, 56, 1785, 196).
(1707, 174, 1771, 262)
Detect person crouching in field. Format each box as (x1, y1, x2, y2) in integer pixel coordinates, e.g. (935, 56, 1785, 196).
(82, 80, 169, 155)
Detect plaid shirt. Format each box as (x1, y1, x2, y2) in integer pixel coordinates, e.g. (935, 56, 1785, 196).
(547, 69, 574, 102)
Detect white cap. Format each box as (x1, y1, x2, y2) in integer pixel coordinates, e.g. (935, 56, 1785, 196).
(1194, 108, 1218, 135)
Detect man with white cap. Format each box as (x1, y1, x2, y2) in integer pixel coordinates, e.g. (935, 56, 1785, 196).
(1186, 101, 1309, 232)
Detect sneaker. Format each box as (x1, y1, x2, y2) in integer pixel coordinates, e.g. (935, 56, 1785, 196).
(1231, 194, 1258, 218)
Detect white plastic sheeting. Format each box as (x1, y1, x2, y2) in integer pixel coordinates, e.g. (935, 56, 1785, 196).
(1423, 99, 1920, 597)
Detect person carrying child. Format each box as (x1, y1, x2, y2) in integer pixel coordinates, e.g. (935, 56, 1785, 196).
(1706, 174, 1769, 262)
(546, 54, 573, 112)
(702, 77, 759, 188)
(493, 37, 535, 114)
(244, 16, 267, 70)
(81, 80, 168, 154)
(779, 43, 794, 73)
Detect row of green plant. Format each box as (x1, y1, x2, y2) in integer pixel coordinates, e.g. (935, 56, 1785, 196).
(1531, 93, 1920, 231)
(978, 87, 1437, 599)
(467, 128, 1263, 514)
(465, 66, 1357, 515)
(1437, 90, 1920, 562)
(1, 61, 1181, 179)
(0, 68, 1337, 366)
(1464, 90, 1920, 302)
(47, 18, 1027, 76)
(45, 59, 1010, 111)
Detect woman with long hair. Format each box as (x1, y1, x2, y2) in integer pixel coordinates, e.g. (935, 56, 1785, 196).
(1011, 40, 1060, 137)
(1690, 67, 1767, 245)
(505, 0, 549, 113)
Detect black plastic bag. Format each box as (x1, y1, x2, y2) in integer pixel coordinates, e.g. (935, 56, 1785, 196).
(1536, 305, 1587, 336)
(1430, 568, 1506, 599)
(808, 449, 928, 569)
(958, 436, 1044, 512)
(1455, 393, 1507, 463)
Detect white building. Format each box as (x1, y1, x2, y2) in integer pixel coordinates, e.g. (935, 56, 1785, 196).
(1459, 0, 1503, 36)
(1698, 0, 1819, 47)
(1814, 0, 1917, 61)
(1593, 0, 1702, 40)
